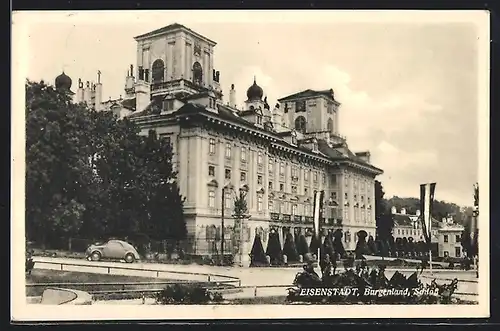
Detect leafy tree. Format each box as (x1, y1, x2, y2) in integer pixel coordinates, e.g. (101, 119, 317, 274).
(231, 189, 250, 257)
(283, 232, 299, 262)
(375, 181, 393, 241)
(26, 80, 95, 248)
(250, 234, 267, 266)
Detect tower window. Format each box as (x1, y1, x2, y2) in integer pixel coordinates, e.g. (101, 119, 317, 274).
(327, 118, 334, 133)
(193, 61, 203, 85)
(152, 59, 165, 83)
(294, 116, 307, 133)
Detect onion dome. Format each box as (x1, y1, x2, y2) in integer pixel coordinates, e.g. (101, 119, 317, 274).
(246, 76, 263, 101)
(55, 71, 72, 90)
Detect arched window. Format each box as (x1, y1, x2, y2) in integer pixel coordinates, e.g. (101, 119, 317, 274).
(327, 118, 334, 133)
(294, 116, 307, 133)
(152, 59, 165, 83)
(193, 62, 203, 85)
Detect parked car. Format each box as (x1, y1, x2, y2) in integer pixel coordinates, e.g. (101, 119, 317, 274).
(85, 239, 141, 263)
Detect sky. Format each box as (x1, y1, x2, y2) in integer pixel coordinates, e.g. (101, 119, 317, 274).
(14, 11, 488, 207)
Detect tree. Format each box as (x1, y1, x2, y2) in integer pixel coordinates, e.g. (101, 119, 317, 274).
(250, 234, 267, 266)
(283, 232, 299, 262)
(332, 229, 346, 258)
(295, 233, 309, 257)
(375, 181, 393, 241)
(367, 235, 377, 255)
(322, 234, 335, 259)
(266, 230, 282, 265)
(26, 80, 95, 248)
(355, 230, 370, 259)
(232, 189, 250, 257)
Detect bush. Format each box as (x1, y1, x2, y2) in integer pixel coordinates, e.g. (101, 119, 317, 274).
(26, 257, 35, 275)
(250, 235, 268, 266)
(296, 234, 309, 257)
(287, 264, 461, 304)
(266, 231, 283, 265)
(155, 284, 224, 304)
(283, 233, 299, 263)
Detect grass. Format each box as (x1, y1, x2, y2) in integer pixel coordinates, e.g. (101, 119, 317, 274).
(26, 269, 237, 301)
(26, 269, 184, 297)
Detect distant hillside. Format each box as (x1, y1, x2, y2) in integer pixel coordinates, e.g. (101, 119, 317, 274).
(384, 196, 473, 225)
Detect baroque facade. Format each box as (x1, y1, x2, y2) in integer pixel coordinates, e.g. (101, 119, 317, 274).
(66, 23, 384, 263)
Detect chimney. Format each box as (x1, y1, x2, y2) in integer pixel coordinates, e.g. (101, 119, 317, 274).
(83, 81, 91, 105)
(95, 71, 103, 111)
(76, 78, 84, 103)
(229, 84, 236, 108)
(355, 151, 371, 163)
(135, 80, 151, 112)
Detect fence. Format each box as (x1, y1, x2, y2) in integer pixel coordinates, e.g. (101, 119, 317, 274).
(67, 237, 238, 258)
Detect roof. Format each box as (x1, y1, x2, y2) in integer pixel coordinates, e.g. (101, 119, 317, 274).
(277, 89, 339, 103)
(122, 98, 136, 111)
(134, 23, 217, 45)
(393, 214, 413, 227)
(130, 97, 383, 175)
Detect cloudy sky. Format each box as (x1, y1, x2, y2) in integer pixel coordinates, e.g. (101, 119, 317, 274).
(14, 11, 488, 207)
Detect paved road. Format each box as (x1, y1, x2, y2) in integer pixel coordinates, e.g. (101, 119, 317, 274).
(33, 256, 478, 301)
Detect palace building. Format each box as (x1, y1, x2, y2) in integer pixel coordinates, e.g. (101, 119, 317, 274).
(63, 23, 384, 264)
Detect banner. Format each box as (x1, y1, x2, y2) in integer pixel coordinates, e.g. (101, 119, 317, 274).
(419, 183, 436, 244)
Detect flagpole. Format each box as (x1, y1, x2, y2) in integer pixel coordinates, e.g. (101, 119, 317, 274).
(429, 216, 433, 275)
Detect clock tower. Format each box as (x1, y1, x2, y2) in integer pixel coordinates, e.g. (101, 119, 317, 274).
(133, 23, 223, 100)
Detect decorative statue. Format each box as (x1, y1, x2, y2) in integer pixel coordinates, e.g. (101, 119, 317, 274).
(86, 81, 90, 88)
(216, 71, 220, 82)
(78, 78, 83, 88)
(97, 70, 101, 83)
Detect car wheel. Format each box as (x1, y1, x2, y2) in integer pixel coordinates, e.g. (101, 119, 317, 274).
(125, 253, 135, 263)
(91, 251, 101, 261)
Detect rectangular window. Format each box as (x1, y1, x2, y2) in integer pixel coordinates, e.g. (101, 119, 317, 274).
(292, 185, 297, 193)
(257, 175, 263, 185)
(444, 235, 448, 243)
(257, 152, 263, 165)
(291, 166, 297, 178)
(268, 181, 273, 191)
(225, 169, 231, 180)
(455, 235, 461, 243)
(269, 160, 274, 174)
(268, 200, 274, 212)
(455, 247, 461, 257)
(208, 165, 215, 176)
(280, 183, 284, 191)
(225, 143, 231, 159)
(331, 175, 337, 185)
(331, 191, 337, 200)
(304, 187, 309, 195)
(257, 115, 263, 125)
(313, 172, 318, 182)
(257, 194, 263, 211)
(209, 138, 216, 155)
(344, 192, 348, 200)
(241, 147, 247, 162)
(322, 173, 326, 184)
(240, 172, 247, 182)
(280, 163, 285, 175)
(208, 191, 216, 208)
(304, 170, 309, 181)
(292, 204, 298, 215)
(225, 192, 232, 209)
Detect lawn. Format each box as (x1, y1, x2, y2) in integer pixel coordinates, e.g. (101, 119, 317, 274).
(26, 269, 186, 298)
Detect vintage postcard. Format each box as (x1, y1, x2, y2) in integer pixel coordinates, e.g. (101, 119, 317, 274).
(11, 10, 490, 321)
